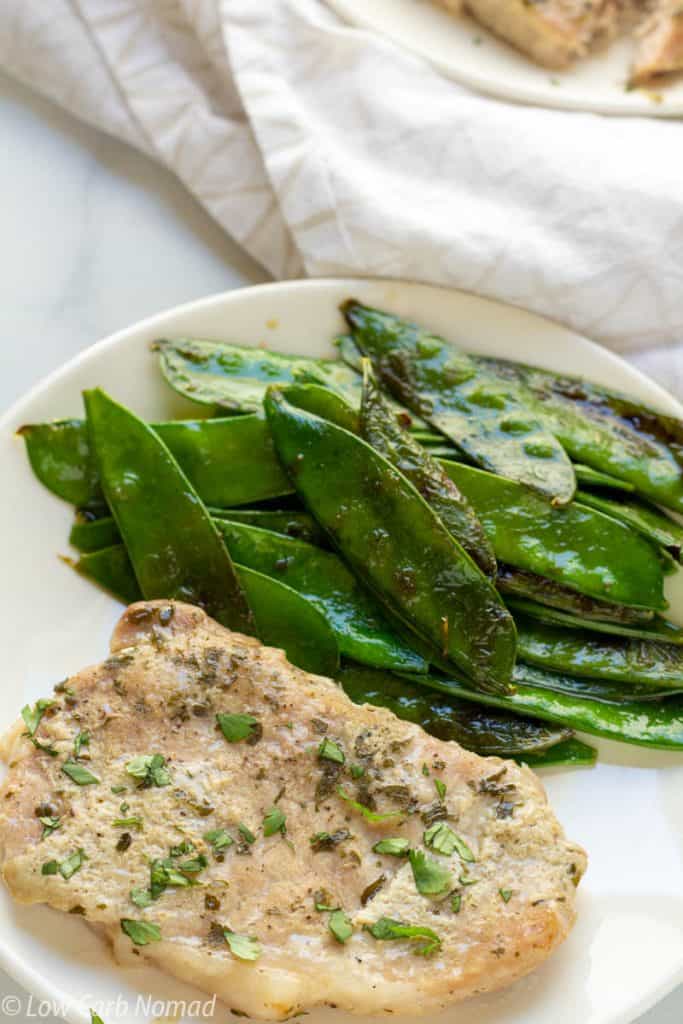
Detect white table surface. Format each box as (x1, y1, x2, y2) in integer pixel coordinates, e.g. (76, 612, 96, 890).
(0, 69, 680, 1024)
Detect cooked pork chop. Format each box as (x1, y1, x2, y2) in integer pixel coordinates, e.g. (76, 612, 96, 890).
(435, 0, 619, 68)
(631, 0, 683, 82)
(0, 601, 585, 1020)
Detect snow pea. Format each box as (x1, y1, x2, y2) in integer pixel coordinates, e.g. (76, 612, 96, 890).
(71, 544, 338, 676)
(84, 389, 253, 633)
(481, 357, 683, 513)
(343, 300, 576, 505)
(359, 363, 496, 577)
(69, 509, 329, 553)
(572, 464, 635, 492)
(441, 460, 665, 610)
(507, 596, 683, 645)
(515, 614, 683, 690)
(215, 520, 428, 672)
(19, 419, 104, 507)
(21, 415, 291, 509)
(336, 664, 571, 756)
(496, 566, 654, 624)
(521, 738, 596, 768)
(69, 515, 121, 553)
(265, 386, 516, 694)
(576, 490, 683, 563)
(415, 666, 683, 749)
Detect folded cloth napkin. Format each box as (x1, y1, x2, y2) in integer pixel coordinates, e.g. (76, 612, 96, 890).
(2, 0, 683, 370)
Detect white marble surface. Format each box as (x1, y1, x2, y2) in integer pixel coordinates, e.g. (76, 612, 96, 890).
(0, 70, 680, 1024)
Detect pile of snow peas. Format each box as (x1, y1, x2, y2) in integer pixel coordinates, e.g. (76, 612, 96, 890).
(21, 301, 683, 765)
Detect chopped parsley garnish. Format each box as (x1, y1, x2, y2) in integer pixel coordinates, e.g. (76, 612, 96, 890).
(111, 785, 126, 795)
(42, 849, 87, 880)
(121, 919, 161, 946)
(309, 829, 350, 852)
(434, 778, 447, 801)
(423, 822, 474, 862)
(366, 917, 441, 957)
(459, 871, 478, 886)
(238, 822, 256, 845)
(62, 759, 100, 786)
(150, 859, 190, 900)
(409, 849, 452, 897)
(112, 816, 143, 831)
(263, 807, 286, 837)
(130, 888, 154, 909)
(318, 738, 345, 764)
(177, 854, 208, 874)
(451, 892, 462, 914)
(204, 828, 234, 854)
(216, 713, 261, 744)
(500, 888, 513, 903)
(422, 763, 430, 777)
(30, 737, 59, 757)
(73, 730, 90, 758)
(314, 889, 339, 912)
(90, 1012, 105, 1024)
(39, 816, 61, 839)
(372, 837, 410, 857)
(328, 909, 353, 944)
(21, 699, 53, 736)
(349, 763, 365, 779)
(223, 930, 261, 960)
(125, 754, 171, 788)
(169, 839, 194, 857)
(337, 787, 405, 825)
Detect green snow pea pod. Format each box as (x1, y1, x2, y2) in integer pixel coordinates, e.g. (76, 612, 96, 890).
(572, 464, 635, 492)
(69, 515, 121, 553)
(69, 509, 329, 553)
(515, 614, 683, 690)
(415, 666, 683, 749)
(495, 566, 654, 624)
(441, 460, 665, 610)
(480, 357, 683, 513)
(342, 300, 575, 505)
(507, 596, 683, 645)
(520, 738, 597, 768)
(214, 521, 428, 672)
(576, 490, 683, 563)
(83, 389, 253, 633)
(156, 337, 359, 412)
(209, 508, 327, 547)
(70, 544, 339, 676)
(264, 386, 516, 694)
(335, 664, 571, 756)
(21, 415, 291, 509)
(359, 362, 496, 577)
(19, 419, 103, 507)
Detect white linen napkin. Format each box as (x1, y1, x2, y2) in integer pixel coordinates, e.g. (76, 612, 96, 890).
(2, 0, 683, 370)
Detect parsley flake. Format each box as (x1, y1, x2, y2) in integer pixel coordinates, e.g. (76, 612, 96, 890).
(238, 822, 256, 845)
(223, 930, 261, 960)
(62, 759, 99, 786)
(121, 919, 161, 946)
(500, 888, 513, 903)
(42, 849, 87, 880)
(125, 754, 171, 788)
(372, 837, 410, 857)
(263, 807, 286, 837)
(318, 738, 345, 764)
(130, 888, 154, 909)
(204, 828, 234, 854)
(434, 779, 447, 801)
(216, 713, 261, 744)
(409, 849, 452, 897)
(39, 816, 61, 839)
(113, 816, 143, 831)
(366, 917, 441, 957)
(73, 730, 90, 758)
(337, 787, 405, 825)
(424, 822, 474, 862)
(21, 699, 53, 736)
(451, 892, 462, 914)
(328, 909, 353, 944)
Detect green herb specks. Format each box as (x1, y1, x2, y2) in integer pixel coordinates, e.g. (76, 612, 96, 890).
(328, 909, 353, 944)
(409, 849, 452, 897)
(125, 754, 171, 788)
(21, 699, 53, 736)
(318, 737, 345, 764)
(216, 713, 261, 744)
(121, 919, 161, 946)
(62, 759, 100, 786)
(424, 823, 474, 862)
(263, 807, 286, 837)
(223, 930, 261, 961)
(372, 837, 410, 857)
(366, 917, 441, 956)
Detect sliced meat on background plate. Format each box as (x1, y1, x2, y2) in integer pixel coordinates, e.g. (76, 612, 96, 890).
(632, 0, 683, 83)
(0, 601, 586, 1020)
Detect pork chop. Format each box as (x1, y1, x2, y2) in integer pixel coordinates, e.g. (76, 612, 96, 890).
(0, 601, 586, 1019)
(631, 0, 683, 83)
(435, 0, 619, 68)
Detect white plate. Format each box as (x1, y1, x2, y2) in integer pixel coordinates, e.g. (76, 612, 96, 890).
(325, 0, 683, 116)
(1, 279, 683, 1024)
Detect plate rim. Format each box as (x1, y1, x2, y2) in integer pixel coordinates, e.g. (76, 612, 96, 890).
(1, 276, 682, 1024)
(324, 0, 683, 118)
